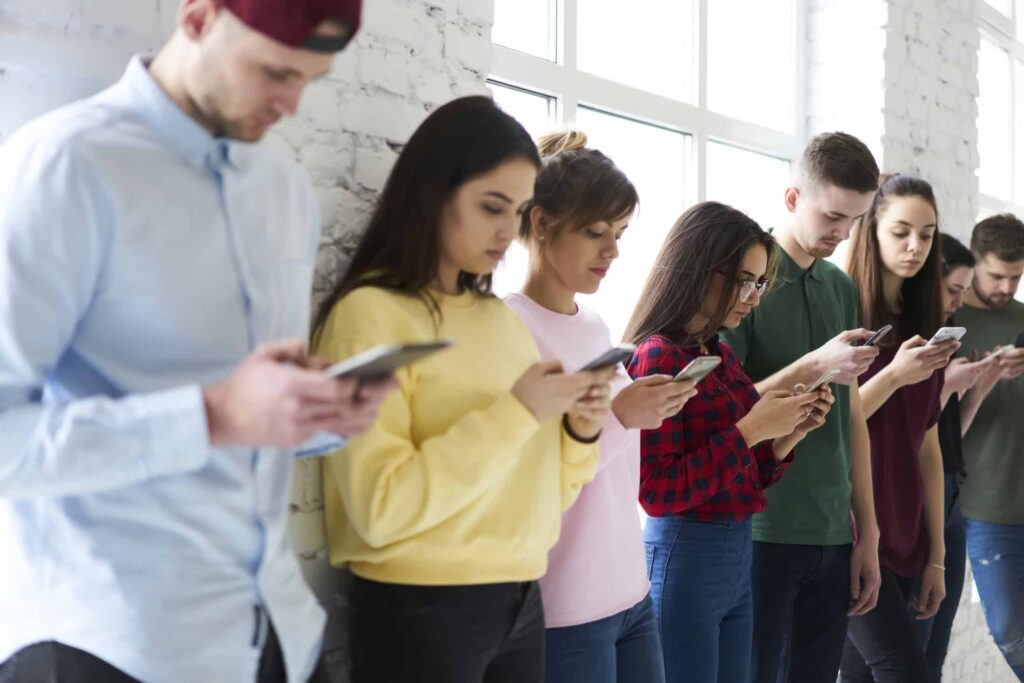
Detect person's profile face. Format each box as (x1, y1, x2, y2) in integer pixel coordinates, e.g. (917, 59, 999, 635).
(789, 182, 875, 259)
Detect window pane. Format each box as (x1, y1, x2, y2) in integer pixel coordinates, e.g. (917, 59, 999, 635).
(978, 40, 1013, 200)
(575, 108, 691, 341)
(488, 82, 555, 140)
(706, 142, 790, 233)
(1016, 60, 1024, 203)
(707, 0, 795, 133)
(493, 0, 556, 61)
(986, 0, 1012, 16)
(577, 0, 696, 103)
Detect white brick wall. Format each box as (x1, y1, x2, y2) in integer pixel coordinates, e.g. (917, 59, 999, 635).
(809, 1, 1014, 681)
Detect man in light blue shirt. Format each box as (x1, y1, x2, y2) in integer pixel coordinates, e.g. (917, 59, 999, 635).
(0, 1, 395, 681)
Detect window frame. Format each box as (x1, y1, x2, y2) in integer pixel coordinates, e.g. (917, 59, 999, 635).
(489, 0, 807, 206)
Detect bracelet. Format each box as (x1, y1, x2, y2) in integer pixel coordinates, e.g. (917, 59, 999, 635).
(929, 562, 946, 571)
(562, 414, 601, 444)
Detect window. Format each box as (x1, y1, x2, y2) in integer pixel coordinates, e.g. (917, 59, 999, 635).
(577, 0, 697, 103)
(488, 82, 556, 140)
(707, 1, 797, 133)
(490, 0, 802, 340)
(979, 1, 1024, 218)
(492, 0, 557, 61)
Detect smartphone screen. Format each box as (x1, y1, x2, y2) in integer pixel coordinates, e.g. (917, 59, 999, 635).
(927, 326, 966, 346)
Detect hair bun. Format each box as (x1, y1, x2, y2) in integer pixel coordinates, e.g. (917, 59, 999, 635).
(537, 130, 588, 158)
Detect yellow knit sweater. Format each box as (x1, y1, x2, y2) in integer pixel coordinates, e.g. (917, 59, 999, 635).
(314, 286, 599, 585)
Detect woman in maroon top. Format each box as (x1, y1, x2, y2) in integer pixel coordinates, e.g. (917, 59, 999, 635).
(839, 175, 961, 683)
(625, 202, 834, 683)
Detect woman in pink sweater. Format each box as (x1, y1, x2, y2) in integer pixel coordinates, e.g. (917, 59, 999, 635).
(505, 130, 698, 683)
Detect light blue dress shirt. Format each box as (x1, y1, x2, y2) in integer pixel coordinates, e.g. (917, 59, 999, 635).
(0, 57, 331, 682)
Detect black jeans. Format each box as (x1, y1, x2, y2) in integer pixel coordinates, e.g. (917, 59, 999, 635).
(0, 628, 324, 683)
(840, 567, 930, 683)
(749, 541, 852, 683)
(350, 575, 545, 683)
(913, 472, 967, 682)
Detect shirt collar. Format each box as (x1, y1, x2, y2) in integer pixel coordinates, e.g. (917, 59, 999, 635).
(775, 244, 824, 284)
(113, 55, 237, 170)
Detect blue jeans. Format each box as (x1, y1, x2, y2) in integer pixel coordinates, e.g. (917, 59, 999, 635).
(750, 542, 852, 683)
(914, 472, 967, 682)
(545, 593, 665, 683)
(645, 516, 753, 683)
(966, 518, 1024, 680)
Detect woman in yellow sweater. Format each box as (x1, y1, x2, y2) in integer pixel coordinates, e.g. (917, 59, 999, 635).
(311, 96, 614, 682)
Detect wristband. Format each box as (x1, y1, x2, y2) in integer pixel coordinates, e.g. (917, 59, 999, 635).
(562, 414, 601, 444)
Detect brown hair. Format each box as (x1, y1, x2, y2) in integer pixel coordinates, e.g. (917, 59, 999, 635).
(520, 130, 639, 241)
(971, 213, 1024, 263)
(795, 132, 879, 194)
(845, 174, 944, 339)
(624, 201, 777, 347)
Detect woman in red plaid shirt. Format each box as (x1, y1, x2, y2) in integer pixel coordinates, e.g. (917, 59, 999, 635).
(625, 201, 835, 683)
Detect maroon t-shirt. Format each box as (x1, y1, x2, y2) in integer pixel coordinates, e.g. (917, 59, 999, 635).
(862, 340, 944, 578)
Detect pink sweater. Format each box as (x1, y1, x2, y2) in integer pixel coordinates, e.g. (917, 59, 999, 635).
(505, 293, 649, 627)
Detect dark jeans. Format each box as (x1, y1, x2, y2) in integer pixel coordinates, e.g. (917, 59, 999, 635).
(840, 567, 930, 683)
(749, 541, 852, 683)
(0, 628, 324, 683)
(913, 472, 967, 682)
(349, 575, 545, 683)
(966, 518, 1024, 679)
(544, 593, 665, 683)
(645, 515, 753, 683)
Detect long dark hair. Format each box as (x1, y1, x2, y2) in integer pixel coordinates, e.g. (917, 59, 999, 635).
(519, 130, 638, 241)
(311, 96, 541, 341)
(624, 201, 777, 347)
(845, 174, 944, 340)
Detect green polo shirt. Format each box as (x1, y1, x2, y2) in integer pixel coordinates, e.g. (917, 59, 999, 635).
(956, 301, 1024, 525)
(722, 246, 858, 545)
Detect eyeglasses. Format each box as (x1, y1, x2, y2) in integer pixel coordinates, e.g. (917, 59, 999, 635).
(737, 277, 770, 303)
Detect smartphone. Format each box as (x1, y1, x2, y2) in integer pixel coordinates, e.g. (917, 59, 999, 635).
(859, 324, 893, 347)
(804, 367, 840, 393)
(926, 326, 966, 346)
(673, 356, 722, 383)
(989, 344, 1016, 359)
(324, 341, 453, 380)
(1016, 331, 1024, 348)
(578, 344, 637, 372)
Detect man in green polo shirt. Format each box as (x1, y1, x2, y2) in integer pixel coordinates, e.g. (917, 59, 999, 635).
(957, 213, 1024, 679)
(722, 132, 882, 683)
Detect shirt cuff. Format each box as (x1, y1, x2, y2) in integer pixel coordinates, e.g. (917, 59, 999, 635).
(140, 385, 211, 479)
(295, 432, 349, 458)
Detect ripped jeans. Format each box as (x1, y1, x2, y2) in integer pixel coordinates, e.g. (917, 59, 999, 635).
(966, 519, 1024, 680)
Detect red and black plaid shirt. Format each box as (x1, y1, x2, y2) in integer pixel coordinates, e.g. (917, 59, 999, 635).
(627, 334, 794, 522)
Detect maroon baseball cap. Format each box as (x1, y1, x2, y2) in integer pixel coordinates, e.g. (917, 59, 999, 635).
(221, 0, 361, 52)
